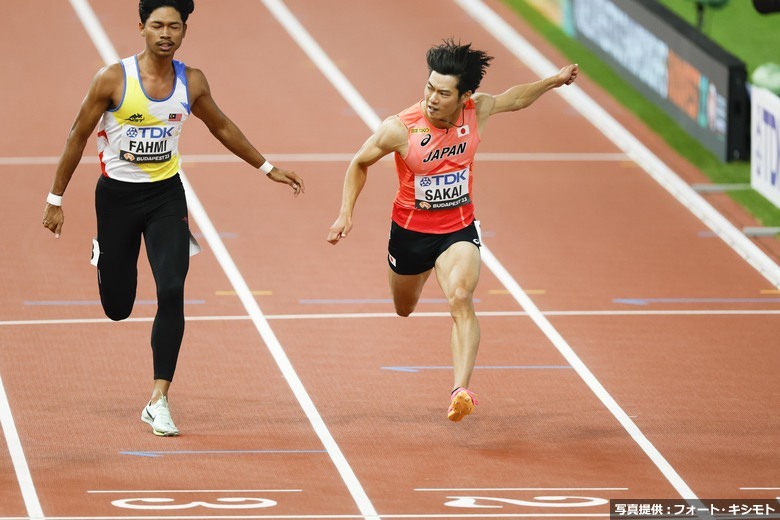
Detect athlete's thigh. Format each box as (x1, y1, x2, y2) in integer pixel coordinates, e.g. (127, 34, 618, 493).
(144, 197, 190, 286)
(434, 241, 481, 298)
(387, 221, 437, 311)
(94, 179, 144, 302)
(96, 226, 143, 306)
(388, 267, 432, 306)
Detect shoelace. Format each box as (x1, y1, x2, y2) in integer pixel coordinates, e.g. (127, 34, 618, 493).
(152, 398, 176, 428)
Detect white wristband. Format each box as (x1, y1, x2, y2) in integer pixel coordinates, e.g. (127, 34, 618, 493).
(46, 193, 63, 206)
(259, 161, 274, 175)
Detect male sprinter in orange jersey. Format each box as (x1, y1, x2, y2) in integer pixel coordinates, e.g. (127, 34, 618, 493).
(42, 0, 304, 436)
(327, 39, 577, 421)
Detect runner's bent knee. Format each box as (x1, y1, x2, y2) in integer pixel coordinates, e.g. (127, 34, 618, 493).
(156, 276, 185, 306)
(97, 261, 139, 321)
(447, 285, 475, 316)
(391, 283, 422, 317)
(394, 300, 416, 317)
(101, 290, 135, 321)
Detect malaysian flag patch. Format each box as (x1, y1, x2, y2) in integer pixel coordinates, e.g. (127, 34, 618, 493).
(168, 113, 183, 122)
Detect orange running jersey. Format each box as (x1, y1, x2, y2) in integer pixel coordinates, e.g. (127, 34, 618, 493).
(392, 98, 481, 233)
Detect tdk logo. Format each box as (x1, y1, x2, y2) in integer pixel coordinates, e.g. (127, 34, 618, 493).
(139, 127, 174, 139)
(126, 127, 174, 139)
(427, 170, 467, 186)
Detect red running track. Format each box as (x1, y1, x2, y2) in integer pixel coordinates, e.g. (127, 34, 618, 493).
(0, 0, 778, 518)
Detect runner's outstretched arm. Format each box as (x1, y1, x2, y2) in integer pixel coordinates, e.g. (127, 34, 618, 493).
(188, 67, 304, 196)
(327, 117, 406, 244)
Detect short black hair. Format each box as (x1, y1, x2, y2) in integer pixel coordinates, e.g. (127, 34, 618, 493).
(139, 0, 195, 24)
(426, 38, 494, 96)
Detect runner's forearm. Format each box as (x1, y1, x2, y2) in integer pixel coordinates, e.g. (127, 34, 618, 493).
(51, 136, 89, 196)
(339, 163, 368, 217)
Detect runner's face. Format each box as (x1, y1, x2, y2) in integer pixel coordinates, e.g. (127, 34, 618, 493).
(424, 71, 470, 125)
(140, 7, 186, 56)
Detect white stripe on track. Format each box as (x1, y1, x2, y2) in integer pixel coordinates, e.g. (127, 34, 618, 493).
(262, 0, 702, 505)
(455, 0, 780, 290)
(415, 487, 628, 491)
(480, 247, 699, 499)
(0, 152, 628, 166)
(260, 0, 382, 131)
(0, 377, 43, 518)
(2, 309, 779, 328)
(68, 0, 119, 65)
(0, 3, 115, 518)
(457, 0, 705, 501)
(62, 2, 380, 520)
(0, 515, 611, 520)
(176, 176, 380, 520)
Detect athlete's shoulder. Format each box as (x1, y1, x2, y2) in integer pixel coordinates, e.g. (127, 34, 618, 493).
(471, 92, 496, 114)
(88, 62, 124, 101)
(375, 115, 408, 151)
(95, 62, 124, 82)
(184, 65, 209, 95)
(184, 64, 205, 81)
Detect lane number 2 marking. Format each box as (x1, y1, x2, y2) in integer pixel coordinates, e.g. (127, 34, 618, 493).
(445, 495, 608, 509)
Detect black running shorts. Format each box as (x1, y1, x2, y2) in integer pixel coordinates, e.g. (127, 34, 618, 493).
(387, 220, 482, 275)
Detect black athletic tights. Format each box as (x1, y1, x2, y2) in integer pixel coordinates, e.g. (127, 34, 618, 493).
(94, 174, 190, 382)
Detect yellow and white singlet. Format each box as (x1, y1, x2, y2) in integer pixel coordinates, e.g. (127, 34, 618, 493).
(97, 55, 190, 182)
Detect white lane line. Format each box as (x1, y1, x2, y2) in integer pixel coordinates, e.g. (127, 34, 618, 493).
(455, 0, 780, 290)
(86, 489, 301, 493)
(62, 2, 379, 520)
(455, 0, 780, 502)
(0, 376, 43, 518)
(2, 309, 780, 327)
(415, 487, 629, 491)
(260, 0, 381, 130)
(476, 152, 630, 161)
(262, 0, 700, 507)
(0, 515, 611, 520)
(0, 4, 118, 520)
(177, 176, 381, 519)
(482, 246, 700, 500)
(0, 152, 629, 166)
(68, 0, 118, 65)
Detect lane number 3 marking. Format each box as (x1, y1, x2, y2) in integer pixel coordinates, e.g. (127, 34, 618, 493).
(112, 497, 277, 510)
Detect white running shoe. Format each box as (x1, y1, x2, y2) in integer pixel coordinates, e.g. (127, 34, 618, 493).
(141, 396, 179, 436)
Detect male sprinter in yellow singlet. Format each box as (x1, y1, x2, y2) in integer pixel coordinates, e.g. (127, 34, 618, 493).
(42, 0, 304, 436)
(328, 39, 577, 422)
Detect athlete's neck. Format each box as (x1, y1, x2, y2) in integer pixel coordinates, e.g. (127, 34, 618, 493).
(137, 51, 176, 77)
(136, 51, 176, 99)
(426, 106, 465, 130)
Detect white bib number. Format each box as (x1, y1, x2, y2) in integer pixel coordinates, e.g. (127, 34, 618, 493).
(415, 167, 471, 210)
(119, 124, 179, 163)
